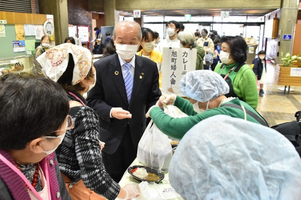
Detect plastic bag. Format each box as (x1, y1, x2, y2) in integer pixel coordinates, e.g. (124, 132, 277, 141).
(163, 105, 188, 118)
(137, 120, 172, 171)
(204, 52, 213, 65)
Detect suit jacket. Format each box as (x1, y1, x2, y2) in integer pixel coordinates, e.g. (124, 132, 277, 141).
(87, 54, 161, 154)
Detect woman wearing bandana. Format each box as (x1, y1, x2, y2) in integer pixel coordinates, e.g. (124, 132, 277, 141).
(37, 43, 140, 200)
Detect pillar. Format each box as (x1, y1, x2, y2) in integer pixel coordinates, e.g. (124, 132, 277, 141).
(39, 0, 69, 44)
(277, 0, 299, 63)
(104, 0, 118, 26)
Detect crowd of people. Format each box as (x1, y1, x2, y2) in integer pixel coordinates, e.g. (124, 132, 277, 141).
(1, 19, 300, 200)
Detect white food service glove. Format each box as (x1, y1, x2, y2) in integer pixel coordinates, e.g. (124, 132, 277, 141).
(122, 184, 140, 200)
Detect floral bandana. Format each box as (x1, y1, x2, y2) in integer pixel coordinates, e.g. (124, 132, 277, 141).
(37, 43, 92, 85)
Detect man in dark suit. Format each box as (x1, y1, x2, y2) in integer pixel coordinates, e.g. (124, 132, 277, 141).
(87, 21, 161, 182)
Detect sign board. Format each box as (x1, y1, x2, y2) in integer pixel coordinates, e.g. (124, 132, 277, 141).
(184, 14, 191, 21)
(221, 11, 230, 19)
(161, 47, 197, 95)
(290, 68, 301, 77)
(133, 10, 141, 18)
(283, 34, 292, 40)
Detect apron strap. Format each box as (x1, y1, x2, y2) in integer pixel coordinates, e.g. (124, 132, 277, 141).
(220, 103, 268, 126)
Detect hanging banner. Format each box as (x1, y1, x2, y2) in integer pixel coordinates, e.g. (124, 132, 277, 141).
(161, 47, 197, 95)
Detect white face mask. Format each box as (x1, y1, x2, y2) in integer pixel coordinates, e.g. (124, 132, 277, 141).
(142, 42, 154, 52)
(116, 44, 138, 60)
(42, 132, 66, 155)
(206, 101, 210, 110)
(42, 43, 50, 48)
(219, 51, 233, 64)
(259, 56, 265, 60)
(167, 28, 175, 37)
(193, 102, 203, 114)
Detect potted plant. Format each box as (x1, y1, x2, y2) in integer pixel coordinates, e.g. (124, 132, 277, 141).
(281, 52, 300, 67)
(277, 53, 301, 93)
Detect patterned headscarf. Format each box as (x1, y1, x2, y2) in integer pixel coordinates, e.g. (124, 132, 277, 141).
(37, 43, 92, 85)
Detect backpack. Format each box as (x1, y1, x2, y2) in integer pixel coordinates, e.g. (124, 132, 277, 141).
(271, 111, 301, 155)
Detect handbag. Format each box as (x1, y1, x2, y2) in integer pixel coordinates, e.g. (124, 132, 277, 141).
(61, 173, 106, 200)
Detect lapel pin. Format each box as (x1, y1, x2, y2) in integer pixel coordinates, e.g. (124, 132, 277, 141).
(114, 71, 119, 75)
(139, 75, 143, 79)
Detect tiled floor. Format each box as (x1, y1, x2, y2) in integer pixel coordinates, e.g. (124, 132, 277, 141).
(257, 63, 301, 126)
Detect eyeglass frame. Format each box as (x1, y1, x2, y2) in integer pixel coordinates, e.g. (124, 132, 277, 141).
(44, 115, 74, 138)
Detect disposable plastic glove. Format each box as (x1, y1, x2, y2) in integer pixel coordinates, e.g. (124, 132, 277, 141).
(157, 94, 177, 107)
(122, 184, 140, 199)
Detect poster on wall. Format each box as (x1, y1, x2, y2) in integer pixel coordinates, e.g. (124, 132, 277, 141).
(15, 24, 25, 40)
(68, 25, 77, 38)
(13, 40, 25, 52)
(0, 25, 5, 37)
(77, 25, 89, 42)
(34, 25, 44, 40)
(161, 47, 197, 95)
(24, 24, 35, 36)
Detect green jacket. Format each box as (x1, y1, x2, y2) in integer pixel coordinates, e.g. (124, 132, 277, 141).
(214, 62, 258, 109)
(149, 96, 266, 140)
(195, 45, 205, 70)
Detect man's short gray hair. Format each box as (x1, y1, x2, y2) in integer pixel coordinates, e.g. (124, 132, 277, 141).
(112, 21, 142, 40)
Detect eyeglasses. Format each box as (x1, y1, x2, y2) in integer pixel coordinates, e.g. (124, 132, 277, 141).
(44, 115, 74, 138)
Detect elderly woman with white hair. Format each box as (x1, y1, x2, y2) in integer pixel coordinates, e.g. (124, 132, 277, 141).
(178, 31, 205, 70)
(147, 70, 268, 140)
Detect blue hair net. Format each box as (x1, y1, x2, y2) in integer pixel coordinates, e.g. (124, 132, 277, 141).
(179, 70, 229, 102)
(169, 115, 301, 200)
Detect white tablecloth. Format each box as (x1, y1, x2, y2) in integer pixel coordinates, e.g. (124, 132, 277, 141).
(118, 159, 183, 200)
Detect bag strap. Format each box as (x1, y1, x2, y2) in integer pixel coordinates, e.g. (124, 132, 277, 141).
(220, 103, 268, 126)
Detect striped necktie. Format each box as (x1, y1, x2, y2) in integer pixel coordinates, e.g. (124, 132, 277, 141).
(123, 63, 133, 103)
